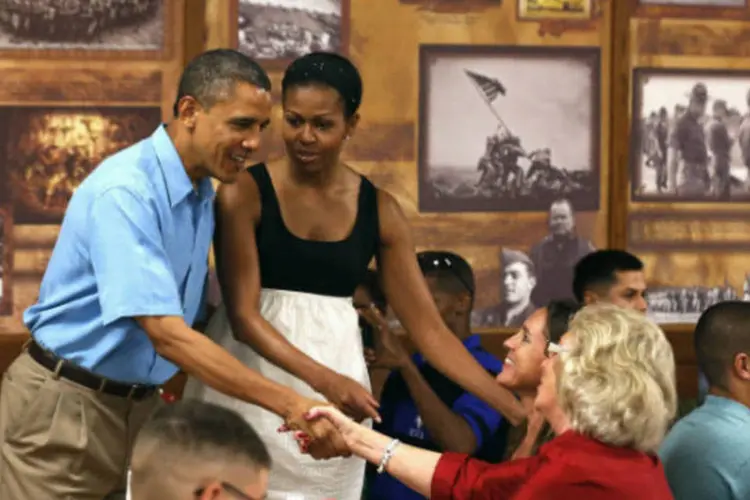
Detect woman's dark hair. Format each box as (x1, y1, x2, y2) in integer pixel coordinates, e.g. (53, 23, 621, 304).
(546, 299, 581, 347)
(281, 51, 363, 119)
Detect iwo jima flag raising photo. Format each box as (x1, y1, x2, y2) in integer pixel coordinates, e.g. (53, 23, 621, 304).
(419, 47, 599, 212)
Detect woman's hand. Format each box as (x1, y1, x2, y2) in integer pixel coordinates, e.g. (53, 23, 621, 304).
(286, 405, 362, 455)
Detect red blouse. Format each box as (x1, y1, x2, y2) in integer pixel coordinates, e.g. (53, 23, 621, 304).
(431, 431, 673, 499)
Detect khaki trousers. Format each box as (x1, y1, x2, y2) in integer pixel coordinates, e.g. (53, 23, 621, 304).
(0, 351, 162, 500)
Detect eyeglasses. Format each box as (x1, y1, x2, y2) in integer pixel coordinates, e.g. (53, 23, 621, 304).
(417, 253, 474, 295)
(546, 342, 570, 355)
(194, 482, 258, 500)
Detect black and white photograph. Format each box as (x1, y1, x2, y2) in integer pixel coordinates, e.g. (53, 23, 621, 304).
(0, 106, 162, 224)
(236, 0, 347, 63)
(418, 45, 601, 212)
(0, 209, 11, 316)
(631, 69, 750, 203)
(638, 0, 745, 6)
(0, 0, 165, 52)
(646, 284, 739, 324)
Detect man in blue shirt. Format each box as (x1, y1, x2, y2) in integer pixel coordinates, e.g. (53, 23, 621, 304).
(659, 301, 750, 500)
(0, 49, 347, 500)
(361, 251, 508, 499)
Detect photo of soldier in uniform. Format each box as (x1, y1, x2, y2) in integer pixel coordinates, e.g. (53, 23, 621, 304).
(237, 0, 344, 61)
(0, 0, 164, 50)
(631, 69, 750, 202)
(473, 248, 537, 328)
(418, 45, 600, 212)
(0, 106, 162, 224)
(638, 0, 745, 6)
(647, 283, 739, 324)
(518, 0, 592, 20)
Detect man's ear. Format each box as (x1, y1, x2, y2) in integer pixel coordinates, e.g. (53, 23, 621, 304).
(735, 353, 750, 382)
(197, 482, 223, 500)
(582, 290, 598, 306)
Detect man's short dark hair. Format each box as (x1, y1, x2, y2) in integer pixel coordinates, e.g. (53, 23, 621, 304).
(133, 399, 270, 474)
(417, 251, 475, 299)
(694, 301, 750, 390)
(173, 49, 272, 117)
(572, 250, 644, 302)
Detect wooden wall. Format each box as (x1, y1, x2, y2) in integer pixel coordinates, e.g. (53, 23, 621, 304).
(7, 0, 748, 401)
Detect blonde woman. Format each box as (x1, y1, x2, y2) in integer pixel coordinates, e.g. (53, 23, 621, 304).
(294, 303, 677, 499)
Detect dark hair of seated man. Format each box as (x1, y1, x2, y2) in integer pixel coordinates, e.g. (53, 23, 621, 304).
(572, 250, 647, 313)
(129, 399, 271, 500)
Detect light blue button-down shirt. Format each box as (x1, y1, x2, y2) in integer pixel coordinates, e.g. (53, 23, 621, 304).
(24, 125, 215, 385)
(659, 395, 750, 500)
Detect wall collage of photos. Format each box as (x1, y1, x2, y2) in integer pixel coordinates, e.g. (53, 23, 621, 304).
(0, 0, 187, 336)
(0, 0, 749, 347)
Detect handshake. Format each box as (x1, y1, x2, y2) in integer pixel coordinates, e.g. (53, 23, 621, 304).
(279, 397, 363, 460)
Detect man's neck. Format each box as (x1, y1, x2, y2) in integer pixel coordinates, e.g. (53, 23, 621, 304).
(708, 385, 750, 411)
(166, 121, 205, 183)
(507, 299, 530, 320)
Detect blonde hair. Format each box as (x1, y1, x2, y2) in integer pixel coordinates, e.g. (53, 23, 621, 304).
(557, 303, 677, 453)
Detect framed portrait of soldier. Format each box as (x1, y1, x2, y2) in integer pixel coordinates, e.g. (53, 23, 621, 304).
(0, 106, 162, 224)
(417, 44, 601, 213)
(630, 68, 750, 203)
(232, 0, 349, 68)
(0, 0, 173, 60)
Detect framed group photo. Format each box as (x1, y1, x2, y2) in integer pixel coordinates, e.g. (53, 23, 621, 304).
(418, 44, 601, 212)
(232, 0, 349, 68)
(0, 0, 174, 60)
(630, 68, 750, 203)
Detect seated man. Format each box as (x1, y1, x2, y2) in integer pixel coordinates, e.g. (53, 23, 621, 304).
(128, 399, 270, 500)
(572, 249, 647, 312)
(361, 251, 508, 500)
(659, 302, 750, 500)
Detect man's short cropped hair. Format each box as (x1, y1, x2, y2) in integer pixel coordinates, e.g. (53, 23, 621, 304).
(694, 301, 750, 390)
(173, 48, 272, 117)
(417, 250, 475, 298)
(572, 250, 644, 302)
(131, 399, 270, 489)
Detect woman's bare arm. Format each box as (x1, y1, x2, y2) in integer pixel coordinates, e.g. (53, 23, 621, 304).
(376, 190, 525, 425)
(214, 175, 379, 421)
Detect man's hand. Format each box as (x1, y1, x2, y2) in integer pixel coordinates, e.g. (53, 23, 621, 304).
(282, 397, 351, 460)
(358, 304, 410, 371)
(315, 371, 380, 423)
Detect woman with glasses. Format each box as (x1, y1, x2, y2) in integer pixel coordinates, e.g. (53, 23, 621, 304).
(183, 52, 523, 500)
(295, 303, 677, 499)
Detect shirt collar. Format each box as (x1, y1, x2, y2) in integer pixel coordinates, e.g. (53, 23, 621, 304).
(150, 124, 215, 207)
(703, 395, 750, 421)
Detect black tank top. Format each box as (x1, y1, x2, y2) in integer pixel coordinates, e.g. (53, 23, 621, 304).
(248, 163, 380, 298)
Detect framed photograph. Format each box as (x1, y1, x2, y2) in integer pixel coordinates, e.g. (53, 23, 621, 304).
(0, 0, 171, 60)
(232, 0, 349, 68)
(0, 207, 12, 316)
(630, 68, 750, 203)
(636, 250, 750, 325)
(472, 199, 596, 327)
(518, 0, 593, 20)
(418, 45, 601, 212)
(638, 0, 745, 6)
(0, 106, 162, 224)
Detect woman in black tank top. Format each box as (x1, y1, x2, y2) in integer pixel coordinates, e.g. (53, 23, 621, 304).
(184, 52, 523, 500)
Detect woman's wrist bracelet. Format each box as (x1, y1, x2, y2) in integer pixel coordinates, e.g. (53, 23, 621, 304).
(376, 438, 401, 474)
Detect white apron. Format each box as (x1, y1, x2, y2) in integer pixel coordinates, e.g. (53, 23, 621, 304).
(183, 289, 371, 500)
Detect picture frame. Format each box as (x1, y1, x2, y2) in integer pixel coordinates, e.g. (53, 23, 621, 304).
(517, 0, 593, 20)
(418, 44, 601, 213)
(630, 67, 750, 203)
(0, 0, 176, 61)
(231, 0, 350, 70)
(0, 106, 163, 224)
